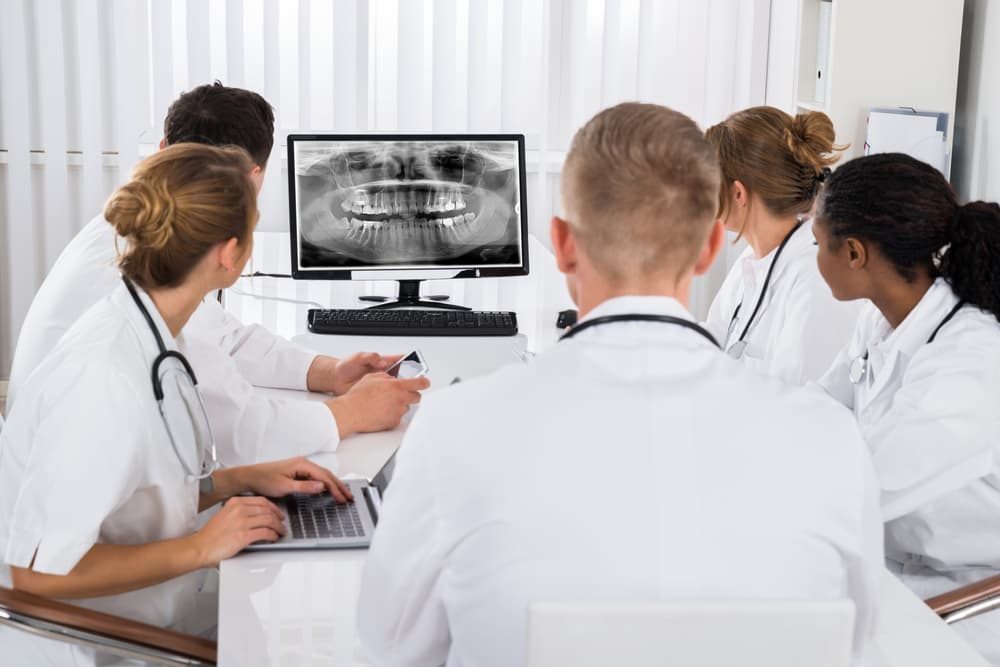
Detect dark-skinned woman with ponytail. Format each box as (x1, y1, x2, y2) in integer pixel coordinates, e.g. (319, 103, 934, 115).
(814, 152, 1000, 661)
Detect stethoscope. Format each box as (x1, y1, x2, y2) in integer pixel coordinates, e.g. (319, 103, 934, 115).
(560, 314, 720, 348)
(124, 278, 219, 492)
(849, 300, 966, 385)
(725, 219, 805, 359)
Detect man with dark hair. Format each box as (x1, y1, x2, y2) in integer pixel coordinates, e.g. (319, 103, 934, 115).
(162, 81, 276, 167)
(9, 82, 427, 463)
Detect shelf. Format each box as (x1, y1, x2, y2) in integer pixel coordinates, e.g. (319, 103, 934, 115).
(796, 100, 827, 113)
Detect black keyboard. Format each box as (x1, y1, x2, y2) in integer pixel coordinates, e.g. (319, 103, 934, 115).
(308, 308, 518, 336)
(287, 493, 364, 539)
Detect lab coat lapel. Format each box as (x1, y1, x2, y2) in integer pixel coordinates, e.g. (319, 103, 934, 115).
(854, 280, 959, 423)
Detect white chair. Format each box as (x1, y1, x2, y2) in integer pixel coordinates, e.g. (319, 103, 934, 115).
(527, 599, 855, 667)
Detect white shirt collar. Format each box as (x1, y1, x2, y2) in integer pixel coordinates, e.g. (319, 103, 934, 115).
(579, 295, 696, 324)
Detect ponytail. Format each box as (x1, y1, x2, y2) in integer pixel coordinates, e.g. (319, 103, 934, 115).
(940, 201, 1000, 321)
(818, 153, 1000, 322)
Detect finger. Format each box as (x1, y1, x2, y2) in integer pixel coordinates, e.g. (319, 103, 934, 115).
(242, 510, 288, 537)
(333, 475, 353, 502)
(244, 527, 282, 546)
(359, 352, 384, 368)
(407, 390, 423, 404)
(398, 376, 430, 391)
(378, 354, 403, 369)
(295, 460, 353, 502)
(235, 496, 286, 521)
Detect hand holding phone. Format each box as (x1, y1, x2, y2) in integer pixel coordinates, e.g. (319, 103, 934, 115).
(385, 349, 429, 379)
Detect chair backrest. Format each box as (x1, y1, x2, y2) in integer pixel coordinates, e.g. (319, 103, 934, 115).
(527, 599, 855, 667)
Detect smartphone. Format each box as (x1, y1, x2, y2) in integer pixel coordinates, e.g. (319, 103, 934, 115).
(385, 349, 429, 379)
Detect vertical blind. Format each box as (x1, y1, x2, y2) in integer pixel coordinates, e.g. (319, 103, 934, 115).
(0, 0, 769, 377)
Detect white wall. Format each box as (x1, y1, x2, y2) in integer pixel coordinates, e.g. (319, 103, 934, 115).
(953, 0, 1000, 203)
(0, 0, 770, 380)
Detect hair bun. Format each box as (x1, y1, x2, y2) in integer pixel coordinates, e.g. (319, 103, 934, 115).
(784, 111, 841, 172)
(104, 180, 176, 250)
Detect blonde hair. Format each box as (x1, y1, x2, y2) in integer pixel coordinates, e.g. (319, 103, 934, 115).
(705, 106, 846, 225)
(105, 143, 257, 288)
(561, 102, 721, 284)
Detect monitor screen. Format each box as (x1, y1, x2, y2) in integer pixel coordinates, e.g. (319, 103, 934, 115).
(288, 134, 528, 279)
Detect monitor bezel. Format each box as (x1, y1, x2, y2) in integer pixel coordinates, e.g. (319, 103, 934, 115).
(286, 132, 530, 281)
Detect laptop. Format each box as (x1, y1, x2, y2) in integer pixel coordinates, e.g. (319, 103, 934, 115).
(244, 451, 397, 551)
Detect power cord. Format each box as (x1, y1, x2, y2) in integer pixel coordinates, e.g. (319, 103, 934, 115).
(226, 285, 325, 309)
(240, 271, 292, 278)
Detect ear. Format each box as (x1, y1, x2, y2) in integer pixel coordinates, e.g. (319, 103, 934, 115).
(217, 237, 243, 273)
(693, 220, 725, 276)
(158, 138, 166, 151)
(249, 164, 265, 194)
(731, 180, 749, 209)
(845, 237, 868, 270)
(550, 216, 578, 276)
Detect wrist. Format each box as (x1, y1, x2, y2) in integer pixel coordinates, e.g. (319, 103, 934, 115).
(180, 532, 212, 571)
(306, 355, 340, 393)
(327, 396, 356, 439)
(212, 467, 248, 499)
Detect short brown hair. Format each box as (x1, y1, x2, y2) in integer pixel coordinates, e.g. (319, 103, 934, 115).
(164, 81, 275, 167)
(706, 106, 845, 223)
(561, 103, 721, 283)
(105, 143, 258, 289)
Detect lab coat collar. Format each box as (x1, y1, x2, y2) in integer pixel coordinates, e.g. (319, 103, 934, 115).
(863, 278, 959, 404)
(734, 219, 815, 309)
(875, 278, 959, 357)
(578, 295, 697, 325)
(742, 218, 815, 273)
(110, 279, 180, 357)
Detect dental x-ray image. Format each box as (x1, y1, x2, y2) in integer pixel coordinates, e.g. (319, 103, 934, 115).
(293, 139, 524, 270)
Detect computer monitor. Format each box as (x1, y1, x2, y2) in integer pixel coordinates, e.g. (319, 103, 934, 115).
(287, 133, 529, 310)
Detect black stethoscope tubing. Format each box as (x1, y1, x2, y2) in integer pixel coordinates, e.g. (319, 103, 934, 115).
(123, 277, 218, 488)
(850, 299, 966, 385)
(124, 278, 201, 400)
(560, 313, 720, 348)
(726, 219, 806, 351)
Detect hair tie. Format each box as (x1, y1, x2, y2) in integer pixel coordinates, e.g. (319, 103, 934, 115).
(815, 167, 832, 184)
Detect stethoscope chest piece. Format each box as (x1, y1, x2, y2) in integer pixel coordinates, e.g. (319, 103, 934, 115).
(726, 340, 748, 360)
(849, 352, 869, 385)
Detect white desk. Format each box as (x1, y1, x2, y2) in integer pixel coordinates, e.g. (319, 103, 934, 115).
(218, 233, 989, 667)
(218, 428, 990, 667)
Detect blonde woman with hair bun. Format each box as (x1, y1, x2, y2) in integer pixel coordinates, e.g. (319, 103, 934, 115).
(703, 106, 862, 384)
(0, 144, 361, 666)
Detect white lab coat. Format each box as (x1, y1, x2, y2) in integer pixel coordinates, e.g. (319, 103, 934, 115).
(7, 214, 338, 462)
(0, 283, 212, 666)
(819, 278, 1000, 662)
(358, 295, 883, 667)
(705, 220, 862, 384)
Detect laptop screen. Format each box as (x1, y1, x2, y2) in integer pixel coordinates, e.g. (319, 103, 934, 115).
(370, 450, 397, 495)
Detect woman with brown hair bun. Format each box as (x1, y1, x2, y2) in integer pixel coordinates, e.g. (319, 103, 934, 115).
(0, 144, 355, 666)
(703, 106, 860, 384)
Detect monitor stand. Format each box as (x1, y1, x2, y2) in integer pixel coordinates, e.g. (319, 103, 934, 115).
(362, 280, 471, 312)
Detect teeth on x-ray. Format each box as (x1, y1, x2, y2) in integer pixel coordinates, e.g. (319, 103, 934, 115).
(295, 141, 519, 265)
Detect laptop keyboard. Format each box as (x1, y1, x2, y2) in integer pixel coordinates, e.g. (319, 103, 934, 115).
(287, 494, 364, 539)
